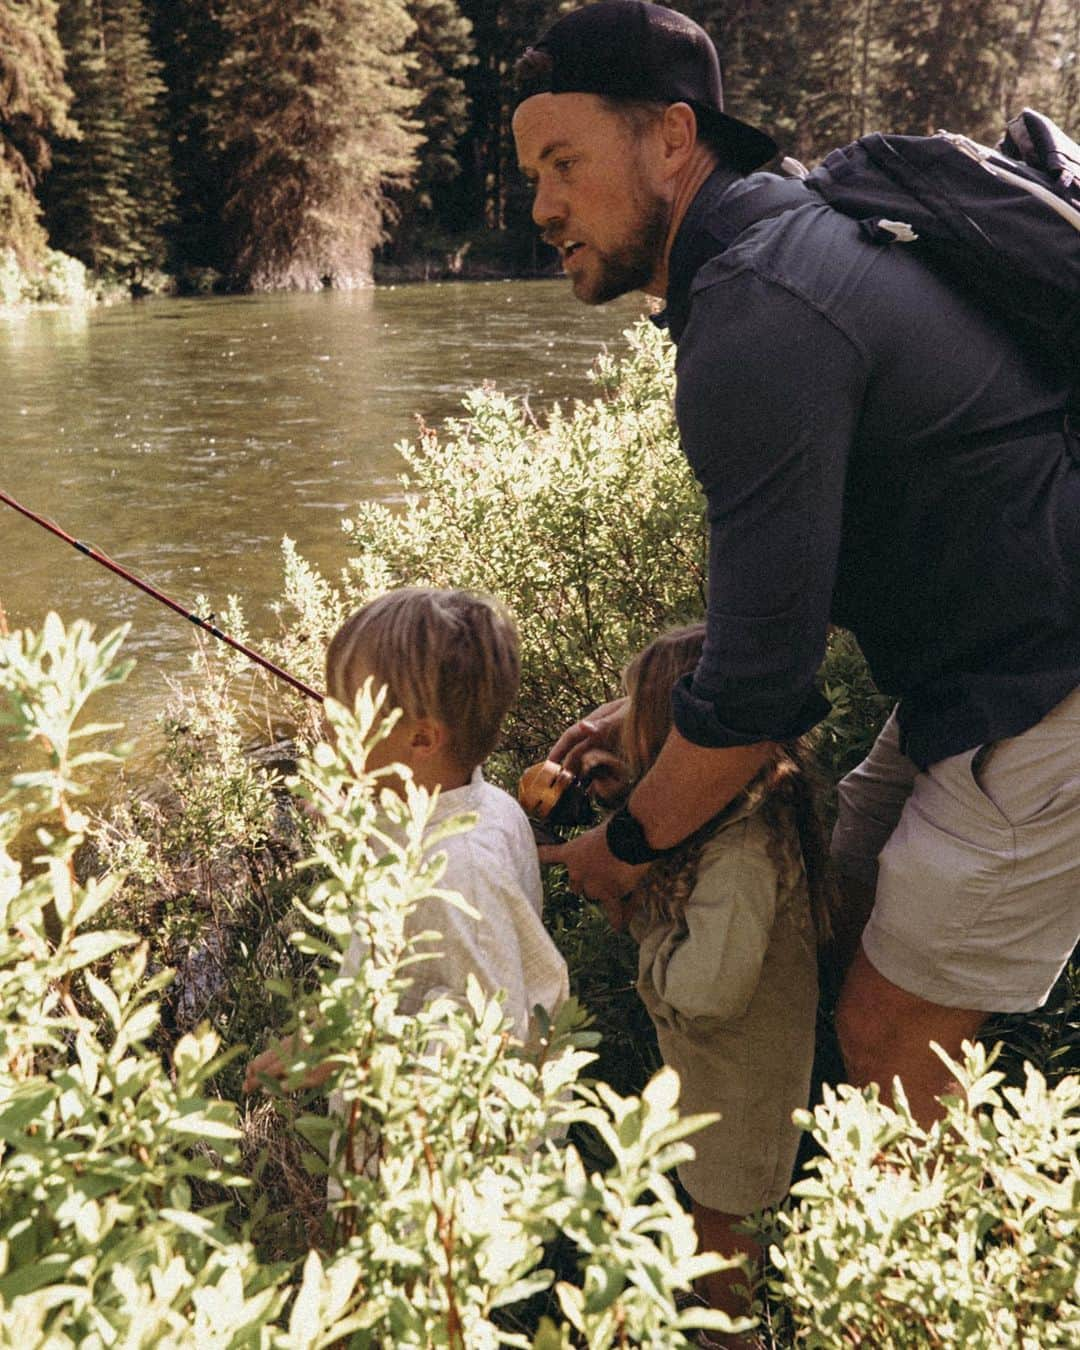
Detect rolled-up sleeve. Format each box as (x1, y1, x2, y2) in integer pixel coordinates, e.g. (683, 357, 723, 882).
(671, 266, 866, 747)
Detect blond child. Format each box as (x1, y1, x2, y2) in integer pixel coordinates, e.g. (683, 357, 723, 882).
(244, 586, 568, 1093)
(589, 624, 834, 1338)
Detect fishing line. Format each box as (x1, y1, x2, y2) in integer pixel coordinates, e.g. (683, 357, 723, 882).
(0, 487, 324, 703)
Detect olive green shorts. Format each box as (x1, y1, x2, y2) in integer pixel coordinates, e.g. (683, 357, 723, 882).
(831, 687, 1080, 1013)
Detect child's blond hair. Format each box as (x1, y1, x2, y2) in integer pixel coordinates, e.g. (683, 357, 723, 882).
(621, 623, 838, 946)
(325, 587, 520, 770)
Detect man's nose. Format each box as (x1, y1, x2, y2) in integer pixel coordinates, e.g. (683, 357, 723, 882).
(532, 178, 564, 231)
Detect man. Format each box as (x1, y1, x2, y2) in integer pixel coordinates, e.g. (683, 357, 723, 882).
(513, 0, 1080, 1130)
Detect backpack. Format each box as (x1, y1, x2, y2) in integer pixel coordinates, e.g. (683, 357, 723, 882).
(717, 109, 1080, 410)
(794, 109, 1080, 393)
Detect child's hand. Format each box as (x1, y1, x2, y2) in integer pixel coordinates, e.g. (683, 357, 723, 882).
(538, 821, 649, 923)
(243, 1043, 289, 1094)
(243, 1038, 334, 1094)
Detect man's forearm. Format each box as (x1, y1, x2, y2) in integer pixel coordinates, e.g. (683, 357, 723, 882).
(627, 726, 775, 849)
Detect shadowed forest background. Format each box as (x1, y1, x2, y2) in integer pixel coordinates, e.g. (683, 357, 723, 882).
(2, 0, 1079, 295)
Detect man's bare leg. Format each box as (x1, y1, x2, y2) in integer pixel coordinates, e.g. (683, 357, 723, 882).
(837, 946, 988, 1127)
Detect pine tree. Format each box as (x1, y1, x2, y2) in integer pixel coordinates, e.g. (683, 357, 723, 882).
(0, 0, 75, 261)
(876, 0, 1017, 139)
(455, 0, 557, 235)
(380, 0, 474, 257)
(44, 0, 135, 275)
(147, 0, 229, 277)
(1047, 0, 1079, 131)
(684, 0, 796, 143)
(108, 0, 176, 278)
(43, 0, 176, 282)
(686, 0, 875, 162)
(408, 0, 474, 211)
(210, 0, 422, 291)
(790, 0, 873, 157)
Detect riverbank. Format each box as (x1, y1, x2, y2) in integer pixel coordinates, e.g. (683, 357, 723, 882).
(1, 229, 559, 312)
(0, 245, 160, 313)
(373, 228, 559, 284)
(373, 255, 558, 284)
(0, 246, 91, 310)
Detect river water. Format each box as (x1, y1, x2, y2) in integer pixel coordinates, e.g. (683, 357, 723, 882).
(0, 282, 647, 780)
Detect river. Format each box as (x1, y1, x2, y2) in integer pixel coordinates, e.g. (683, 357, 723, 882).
(0, 282, 647, 782)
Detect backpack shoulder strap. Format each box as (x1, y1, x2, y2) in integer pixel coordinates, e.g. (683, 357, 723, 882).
(663, 176, 813, 337)
(701, 177, 813, 252)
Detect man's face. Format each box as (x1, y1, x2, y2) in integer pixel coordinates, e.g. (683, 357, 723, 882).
(512, 93, 670, 305)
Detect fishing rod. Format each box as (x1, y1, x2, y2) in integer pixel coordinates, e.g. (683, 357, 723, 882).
(0, 487, 324, 703)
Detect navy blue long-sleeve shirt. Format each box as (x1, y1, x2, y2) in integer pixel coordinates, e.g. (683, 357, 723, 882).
(657, 168, 1080, 768)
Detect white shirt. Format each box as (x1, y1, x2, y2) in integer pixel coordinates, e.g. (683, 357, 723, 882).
(345, 768, 569, 1043)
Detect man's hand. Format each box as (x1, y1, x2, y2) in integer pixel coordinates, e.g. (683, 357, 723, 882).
(538, 822, 648, 931)
(549, 697, 628, 775)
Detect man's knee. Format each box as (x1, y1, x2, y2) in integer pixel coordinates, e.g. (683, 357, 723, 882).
(837, 947, 988, 1090)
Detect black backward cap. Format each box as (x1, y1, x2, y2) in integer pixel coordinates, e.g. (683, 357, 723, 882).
(518, 1, 777, 173)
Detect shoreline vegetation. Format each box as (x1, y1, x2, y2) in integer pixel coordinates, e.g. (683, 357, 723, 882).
(5, 0, 1078, 1334)
(0, 234, 562, 315)
(2, 319, 1077, 1344)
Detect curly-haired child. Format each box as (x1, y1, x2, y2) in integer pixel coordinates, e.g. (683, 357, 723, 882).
(590, 623, 836, 1340)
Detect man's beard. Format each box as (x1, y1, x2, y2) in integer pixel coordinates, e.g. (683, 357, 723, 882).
(578, 191, 669, 305)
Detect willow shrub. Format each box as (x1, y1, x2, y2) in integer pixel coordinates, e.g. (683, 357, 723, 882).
(1, 614, 739, 1347)
(271, 320, 700, 759)
(0, 246, 92, 307)
(768, 1043, 1080, 1347)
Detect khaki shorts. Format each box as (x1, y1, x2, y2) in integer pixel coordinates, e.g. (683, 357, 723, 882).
(831, 687, 1080, 1013)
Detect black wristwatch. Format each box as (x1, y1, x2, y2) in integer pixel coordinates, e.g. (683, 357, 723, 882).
(605, 805, 680, 866)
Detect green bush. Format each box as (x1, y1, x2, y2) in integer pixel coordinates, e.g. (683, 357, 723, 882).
(0, 617, 282, 1345)
(768, 1042, 1080, 1347)
(0, 246, 91, 307)
(93, 612, 308, 1087)
(1, 614, 738, 1346)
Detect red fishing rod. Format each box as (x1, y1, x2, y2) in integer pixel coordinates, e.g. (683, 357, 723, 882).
(1, 487, 324, 703)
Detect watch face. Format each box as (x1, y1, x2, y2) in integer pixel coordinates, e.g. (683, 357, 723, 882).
(606, 806, 656, 865)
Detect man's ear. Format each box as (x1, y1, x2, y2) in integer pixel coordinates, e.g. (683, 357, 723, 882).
(408, 717, 448, 759)
(657, 102, 698, 175)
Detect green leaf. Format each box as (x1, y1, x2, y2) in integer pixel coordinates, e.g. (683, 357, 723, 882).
(491, 1271, 555, 1309)
(169, 1109, 241, 1142)
(532, 1317, 571, 1350)
(158, 1208, 228, 1250)
(0, 1083, 56, 1141)
(65, 930, 136, 971)
(0, 1252, 72, 1300)
(83, 970, 129, 1031)
(289, 1249, 325, 1344)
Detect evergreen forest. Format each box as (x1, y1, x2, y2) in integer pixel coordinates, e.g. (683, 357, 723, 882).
(2, 0, 1080, 294)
